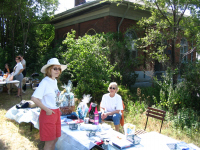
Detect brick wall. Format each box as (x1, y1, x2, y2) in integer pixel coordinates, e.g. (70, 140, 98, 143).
(54, 15, 195, 70)
(55, 16, 138, 39)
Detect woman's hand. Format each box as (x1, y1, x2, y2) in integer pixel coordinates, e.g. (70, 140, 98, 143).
(46, 109, 55, 115)
(101, 112, 108, 120)
(9, 75, 13, 81)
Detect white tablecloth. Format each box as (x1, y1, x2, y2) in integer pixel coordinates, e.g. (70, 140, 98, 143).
(55, 125, 200, 150)
(108, 132, 200, 150)
(5, 105, 40, 129)
(0, 80, 20, 92)
(55, 124, 106, 150)
(0, 80, 19, 85)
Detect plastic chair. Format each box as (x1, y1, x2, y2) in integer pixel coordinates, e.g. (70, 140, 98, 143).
(135, 107, 166, 135)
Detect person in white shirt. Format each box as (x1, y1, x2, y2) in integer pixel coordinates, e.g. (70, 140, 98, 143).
(19, 54, 26, 93)
(31, 58, 67, 150)
(100, 82, 123, 131)
(10, 56, 24, 97)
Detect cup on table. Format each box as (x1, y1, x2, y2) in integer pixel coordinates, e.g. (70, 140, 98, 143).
(84, 118, 89, 124)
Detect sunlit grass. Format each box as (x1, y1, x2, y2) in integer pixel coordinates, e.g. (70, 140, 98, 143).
(0, 87, 44, 150)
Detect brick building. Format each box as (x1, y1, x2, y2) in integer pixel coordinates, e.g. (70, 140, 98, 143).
(50, 0, 195, 87)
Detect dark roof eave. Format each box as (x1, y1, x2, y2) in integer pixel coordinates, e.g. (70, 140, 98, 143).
(50, 1, 110, 24)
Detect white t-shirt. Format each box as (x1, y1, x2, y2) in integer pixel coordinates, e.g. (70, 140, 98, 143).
(101, 93, 123, 112)
(21, 59, 26, 69)
(13, 62, 23, 76)
(32, 76, 60, 109)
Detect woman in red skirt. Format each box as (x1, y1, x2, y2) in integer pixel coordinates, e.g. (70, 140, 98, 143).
(31, 58, 67, 150)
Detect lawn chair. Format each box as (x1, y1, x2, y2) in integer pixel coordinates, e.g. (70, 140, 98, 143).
(135, 107, 166, 135)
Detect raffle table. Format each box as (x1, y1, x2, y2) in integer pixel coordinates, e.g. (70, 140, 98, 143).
(55, 125, 200, 150)
(107, 132, 200, 150)
(0, 80, 20, 85)
(0, 80, 19, 93)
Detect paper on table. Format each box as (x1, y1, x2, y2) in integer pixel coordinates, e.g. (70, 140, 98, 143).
(61, 118, 84, 124)
(112, 137, 134, 149)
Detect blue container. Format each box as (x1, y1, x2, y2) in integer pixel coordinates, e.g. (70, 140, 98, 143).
(126, 134, 141, 145)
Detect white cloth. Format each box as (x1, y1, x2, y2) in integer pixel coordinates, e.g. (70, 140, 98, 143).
(21, 59, 26, 69)
(5, 105, 40, 129)
(13, 62, 23, 76)
(101, 93, 123, 112)
(107, 131, 200, 150)
(32, 76, 60, 109)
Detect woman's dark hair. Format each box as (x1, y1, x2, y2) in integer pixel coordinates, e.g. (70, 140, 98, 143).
(16, 56, 21, 61)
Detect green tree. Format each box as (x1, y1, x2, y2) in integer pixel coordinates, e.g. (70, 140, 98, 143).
(102, 0, 200, 84)
(61, 30, 121, 102)
(0, 0, 58, 72)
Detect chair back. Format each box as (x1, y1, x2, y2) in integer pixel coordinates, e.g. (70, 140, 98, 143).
(144, 107, 166, 133)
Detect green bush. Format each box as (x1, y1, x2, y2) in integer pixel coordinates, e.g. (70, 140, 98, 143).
(61, 30, 120, 103)
(181, 62, 200, 110)
(104, 32, 141, 88)
(168, 108, 200, 134)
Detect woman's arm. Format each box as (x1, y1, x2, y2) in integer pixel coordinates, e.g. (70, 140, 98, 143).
(16, 69, 23, 75)
(31, 96, 55, 115)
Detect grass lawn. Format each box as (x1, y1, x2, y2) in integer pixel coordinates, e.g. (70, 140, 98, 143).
(0, 85, 199, 149)
(0, 86, 44, 150)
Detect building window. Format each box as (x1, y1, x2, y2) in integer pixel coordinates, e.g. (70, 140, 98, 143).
(63, 33, 68, 39)
(87, 28, 96, 35)
(180, 38, 188, 63)
(125, 29, 137, 58)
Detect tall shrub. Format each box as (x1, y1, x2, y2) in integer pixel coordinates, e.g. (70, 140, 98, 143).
(181, 62, 200, 110)
(61, 30, 120, 102)
(104, 32, 141, 88)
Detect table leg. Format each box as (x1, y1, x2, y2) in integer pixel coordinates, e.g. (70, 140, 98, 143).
(30, 122, 33, 131)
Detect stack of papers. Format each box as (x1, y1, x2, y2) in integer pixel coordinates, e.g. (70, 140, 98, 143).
(112, 138, 134, 149)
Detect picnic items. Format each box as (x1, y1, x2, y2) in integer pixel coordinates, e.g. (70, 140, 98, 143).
(57, 80, 75, 115)
(167, 142, 196, 150)
(124, 123, 136, 136)
(69, 123, 78, 130)
(88, 102, 98, 124)
(16, 100, 37, 109)
(123, 123, 141, 145)
(79, 124, 101, 131)
(77, 94, 91, 120)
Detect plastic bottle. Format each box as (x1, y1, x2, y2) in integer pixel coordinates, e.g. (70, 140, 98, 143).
(94, 112, 99, 125)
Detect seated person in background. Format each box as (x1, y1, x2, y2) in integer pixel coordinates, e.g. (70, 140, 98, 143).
(0, 69, 3, 76)
(99, 82, 123, 132)
(4, 63, 10, 74)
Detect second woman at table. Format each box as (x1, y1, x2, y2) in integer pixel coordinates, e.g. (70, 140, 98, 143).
(31, 58, 67, 150)
(99, 82, 123, 132)
(10, 56, 24, 97)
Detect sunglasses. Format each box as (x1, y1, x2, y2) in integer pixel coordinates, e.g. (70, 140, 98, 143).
(53, 67, 61, 71)
(109, 87, 116, 90)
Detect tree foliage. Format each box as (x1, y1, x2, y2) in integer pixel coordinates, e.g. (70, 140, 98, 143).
(0, 0, 58, 73)
(103, 0, 200, 84)
(60, 30, 121, 102)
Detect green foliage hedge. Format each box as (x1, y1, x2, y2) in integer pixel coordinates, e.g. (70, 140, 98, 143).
(60, 30, 120, 102)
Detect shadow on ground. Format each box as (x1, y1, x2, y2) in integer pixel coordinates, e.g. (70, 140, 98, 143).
(0, 139, 10, 150)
